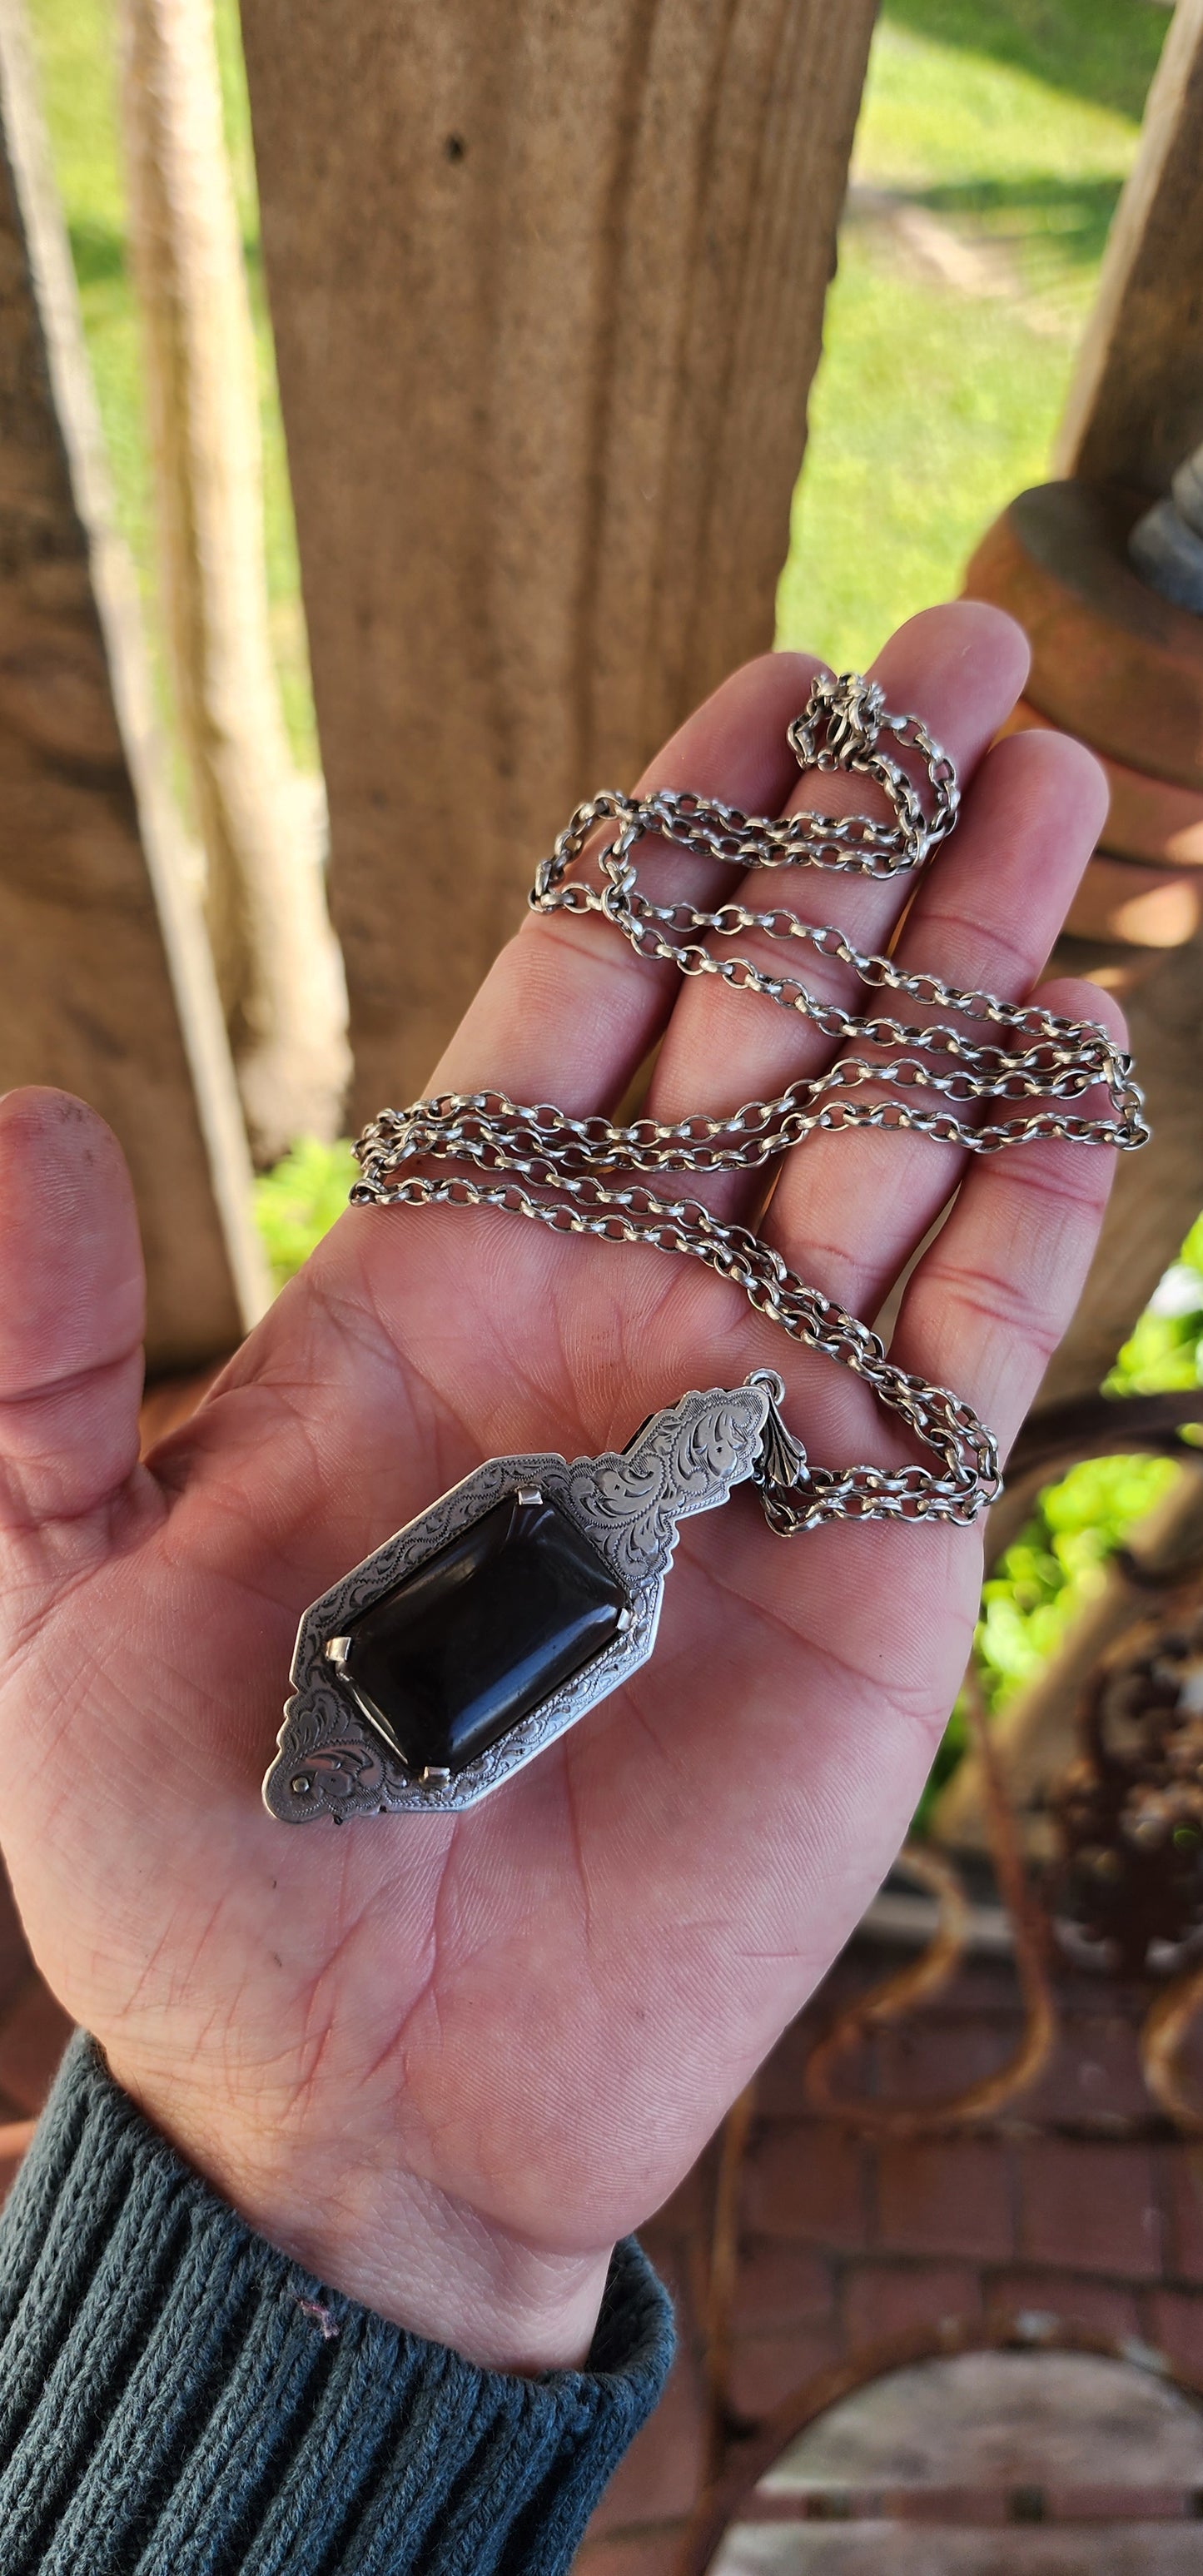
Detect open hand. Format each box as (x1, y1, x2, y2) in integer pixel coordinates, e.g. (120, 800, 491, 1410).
(0, 604, 1120, 2367)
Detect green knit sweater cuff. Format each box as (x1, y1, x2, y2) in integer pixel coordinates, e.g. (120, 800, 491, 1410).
(0, 2031, 674, 2575)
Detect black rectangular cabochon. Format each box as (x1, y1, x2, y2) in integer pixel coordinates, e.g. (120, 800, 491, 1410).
(338, 1491, 629, 1775)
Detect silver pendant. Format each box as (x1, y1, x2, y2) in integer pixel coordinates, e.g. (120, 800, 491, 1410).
(264, 1379, 772, 1822)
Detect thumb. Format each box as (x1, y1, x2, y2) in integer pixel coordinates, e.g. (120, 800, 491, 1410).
(0, 1090, 145, 1549)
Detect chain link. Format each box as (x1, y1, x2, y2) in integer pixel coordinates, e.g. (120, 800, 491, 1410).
(352, 674, 1147, 1536)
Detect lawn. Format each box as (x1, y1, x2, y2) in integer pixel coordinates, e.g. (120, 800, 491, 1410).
(25, 0, 1201, 1772)
(778, 0, 1167, 667)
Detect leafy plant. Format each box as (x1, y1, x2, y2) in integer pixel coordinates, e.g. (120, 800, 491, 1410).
(918, 1219, 1203, 1823)
(253, 1137, 356, 1291)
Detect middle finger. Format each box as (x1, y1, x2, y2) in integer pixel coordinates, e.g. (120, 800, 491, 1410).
(640, 600, 1030, 1221)
(764, 719, 1111, 1323)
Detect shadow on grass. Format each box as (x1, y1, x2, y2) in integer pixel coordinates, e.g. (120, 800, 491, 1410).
(67, 219, 265, 291)
(916, 172, 1124, 271)
(68, 220, 124, 288)
(882, 0, 1167, 124)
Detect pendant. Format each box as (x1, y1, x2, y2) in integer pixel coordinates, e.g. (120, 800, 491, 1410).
(264, 1379, 773, 1822)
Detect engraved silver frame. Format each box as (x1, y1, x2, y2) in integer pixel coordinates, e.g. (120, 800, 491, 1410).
(264, 1381, 770, 1823)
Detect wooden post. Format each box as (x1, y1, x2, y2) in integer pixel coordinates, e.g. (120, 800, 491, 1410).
(0, 0, 267, 1369)
(1054, 0, 1203, 497)
(118, 0, 350, 1166)
(237, 0, 877, 1119)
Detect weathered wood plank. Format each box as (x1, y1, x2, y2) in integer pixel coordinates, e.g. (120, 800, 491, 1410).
(0, 0, 267, 1370)
(118, 0, 350, 1168)
(238, 0, 877, 1118)
(1055, 0, 1203, 495)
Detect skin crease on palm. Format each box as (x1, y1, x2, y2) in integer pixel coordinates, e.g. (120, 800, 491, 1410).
(0, 603, 1126, 2374)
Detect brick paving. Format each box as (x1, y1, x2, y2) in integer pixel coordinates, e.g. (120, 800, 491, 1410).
(2, 1872, 1203, 2573)
(576, 1941, 1203, 2573)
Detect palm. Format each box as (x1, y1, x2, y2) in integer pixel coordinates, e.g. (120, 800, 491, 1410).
(0, 608, 1120, 2352)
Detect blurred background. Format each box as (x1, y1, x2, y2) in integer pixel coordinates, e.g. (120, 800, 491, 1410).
(7, 0, 1203, 2564)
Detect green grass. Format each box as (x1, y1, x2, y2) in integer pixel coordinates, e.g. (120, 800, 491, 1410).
(778, 241, 1071, 678)
(778, 0, 1164, 672)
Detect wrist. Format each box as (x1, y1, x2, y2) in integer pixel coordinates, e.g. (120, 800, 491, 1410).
(102, 2048, 614, 2372)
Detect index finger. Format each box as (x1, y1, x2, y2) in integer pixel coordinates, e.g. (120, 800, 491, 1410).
(428, 651, 820, 1116)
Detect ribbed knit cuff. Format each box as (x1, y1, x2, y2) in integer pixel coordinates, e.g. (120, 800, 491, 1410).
(0, 2032, 674, 2576)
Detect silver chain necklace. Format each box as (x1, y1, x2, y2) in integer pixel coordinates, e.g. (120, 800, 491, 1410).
(266, 674, 1146, 1825)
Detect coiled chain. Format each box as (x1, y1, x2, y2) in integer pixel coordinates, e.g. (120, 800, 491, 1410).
(352, 673, 1147, 1536)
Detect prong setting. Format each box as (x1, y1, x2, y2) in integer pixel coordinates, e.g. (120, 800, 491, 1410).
(265, 1382, 771, 1824)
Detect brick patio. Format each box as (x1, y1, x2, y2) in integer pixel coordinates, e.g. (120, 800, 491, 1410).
(2, 1857, 1203, 2573)
(578, 1937, 1203, 2573)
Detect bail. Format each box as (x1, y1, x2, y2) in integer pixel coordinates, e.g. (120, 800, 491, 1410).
(746, 1368, 813, 1530)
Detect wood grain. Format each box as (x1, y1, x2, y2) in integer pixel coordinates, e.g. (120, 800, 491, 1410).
(0, 0, 266, 1368)
(238, 0, 877, 1118)
(1055, 0, 1203, 495)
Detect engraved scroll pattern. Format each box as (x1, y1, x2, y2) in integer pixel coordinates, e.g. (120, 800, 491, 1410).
(566, 1384, 769, 1588)
(268, 1695, 386, 1822)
